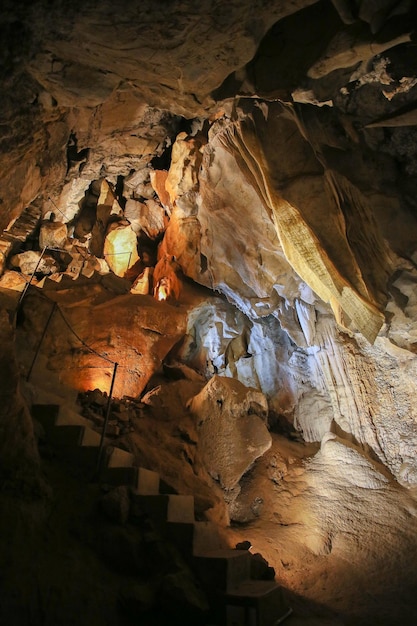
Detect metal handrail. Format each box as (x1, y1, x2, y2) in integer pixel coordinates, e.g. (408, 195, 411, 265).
(19, 272, 120, 475)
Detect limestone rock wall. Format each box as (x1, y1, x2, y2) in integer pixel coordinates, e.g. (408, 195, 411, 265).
(2, 0, 417, 493)
(0, 308, 41, 486)
(20, 286, 188, 399)
(25, 0, 317, 113)
(189, 375, 271, 490)
(152, 105, 417, 485)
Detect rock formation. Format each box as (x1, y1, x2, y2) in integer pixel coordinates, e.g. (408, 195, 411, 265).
(1, 0, 417, 624)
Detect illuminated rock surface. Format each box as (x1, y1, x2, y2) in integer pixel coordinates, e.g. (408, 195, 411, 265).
(103, 224, 140, 277)
(1, 0, 417, 624)
(189, 375, 271, 490)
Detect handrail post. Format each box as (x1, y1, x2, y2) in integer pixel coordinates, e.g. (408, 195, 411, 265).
(96, 362, 119, 474)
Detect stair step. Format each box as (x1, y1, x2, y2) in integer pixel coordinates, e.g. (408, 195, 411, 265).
(48, 424, 85, 446)
(168, 494, 194, 523)
(100, 466, 160, 490)
(56, 407, 92, 428)
(60, 445, 99, 470)
(139, 518, 224, 562)
(106, 446, 135, 468)
(32, 404, 60, 434)
(32, 403, 101, 448)
(62, 415, 100, 447)
(193, 521, 227, 554)
(79, 426, 101, 446)
(194, 550, 251, 592)
(99, 465, 140, 488)
(131, 493, 169, 521)
(30, 406, 291, 625)
(49, 424, 99, 447)
(166, 521, 195, 556)
(225, 580, 292, 626)
(134, 467, 160, 495)
(131, 493, 195, 525)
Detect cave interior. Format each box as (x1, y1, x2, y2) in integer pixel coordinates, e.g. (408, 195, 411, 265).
(1, 1, 417, 625)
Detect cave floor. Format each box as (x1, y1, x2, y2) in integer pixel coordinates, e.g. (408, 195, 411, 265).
(4, 426, 417, 626)
(3, 284, 417, 625)
(224, 434, 417, 626)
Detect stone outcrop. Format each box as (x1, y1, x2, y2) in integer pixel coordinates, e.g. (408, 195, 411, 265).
(39, 220, 68, 249)
(189, 376, 271, 490)
(2, 2, 417, 622)
(3, 2, 417, 472)
(9, 250, 60, 276)
(103, 224, 139, 277)
(20, 286, 188, 398)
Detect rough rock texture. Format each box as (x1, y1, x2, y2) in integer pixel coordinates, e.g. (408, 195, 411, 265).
(2, 0, 417, 623)
(228, 431, 417, 625)
(292, 315, 417, 481)
(189, 375, 271, 490)
(0, 307, 41, 486)
(2, 0, 417, 465)
(103, 225, 140, 277)
(18, 279, 259, 401)
(25, 0, 317, 112)
(20, 286, 187, 398)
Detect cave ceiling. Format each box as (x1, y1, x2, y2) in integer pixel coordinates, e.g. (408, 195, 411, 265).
(1, 0, 417, 483)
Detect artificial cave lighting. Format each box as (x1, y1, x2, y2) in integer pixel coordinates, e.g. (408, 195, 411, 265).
(3, 2, 417, 624)
(155, 278, 169, 301)
(76, 367, 113, 395)
(153, 256, 182, 302)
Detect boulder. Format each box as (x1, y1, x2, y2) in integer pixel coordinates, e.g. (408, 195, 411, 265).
(188, 376, 271, 490)
(124, 167, 155, 199)
(63, 252, 84, 280)
(9, 250, 59, 276)
(142, 198, 167, 239)
(39, 220, 68, 249)
(124, 197, 166, 239)
(103, 224, 139, 277)
(56, 177, 91, 223)
(81, 255, 102, 278)
(124, 199, 144, 234)
(0, 270, 27, 292)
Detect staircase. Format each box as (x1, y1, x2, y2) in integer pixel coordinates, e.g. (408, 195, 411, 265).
(30, 401, 292, 626)
(32, 403, 159, 491)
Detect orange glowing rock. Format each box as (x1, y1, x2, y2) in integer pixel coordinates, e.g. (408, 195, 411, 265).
(131, 266, 152, 295)
(103, 224, 139, 277)
(153, 256, 182, 301)
(150, 169, 172, 213)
